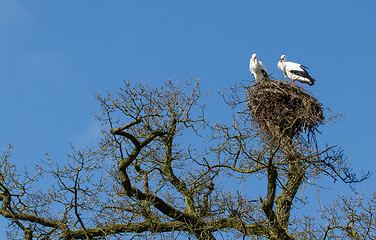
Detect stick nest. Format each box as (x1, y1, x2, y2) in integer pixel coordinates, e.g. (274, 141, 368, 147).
(247, 80, 324, 139)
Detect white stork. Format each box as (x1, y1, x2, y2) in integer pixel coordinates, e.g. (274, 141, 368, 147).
(277, 55, 315, 86)
(249, 53, 269, 82)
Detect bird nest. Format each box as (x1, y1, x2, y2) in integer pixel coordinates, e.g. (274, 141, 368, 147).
(247, 80, 324, 140)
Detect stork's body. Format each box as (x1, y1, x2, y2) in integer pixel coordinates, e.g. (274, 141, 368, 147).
(278, 55, 315, 86)
(249, 53, 269, 82)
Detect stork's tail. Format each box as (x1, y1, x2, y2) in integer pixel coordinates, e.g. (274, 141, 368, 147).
(308, 76, 315, 86)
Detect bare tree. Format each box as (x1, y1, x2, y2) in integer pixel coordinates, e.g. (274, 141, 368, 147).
(0, 79, 371, 239)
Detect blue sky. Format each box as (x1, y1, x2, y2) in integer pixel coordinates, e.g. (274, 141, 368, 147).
(1, 0, 376, 237)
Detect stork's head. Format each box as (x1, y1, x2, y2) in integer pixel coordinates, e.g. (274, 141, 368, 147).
(280, 55, 286, 62)
(252, 53, 257, 61)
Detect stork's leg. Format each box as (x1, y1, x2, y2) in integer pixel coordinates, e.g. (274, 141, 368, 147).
(292, 80, 295, 86)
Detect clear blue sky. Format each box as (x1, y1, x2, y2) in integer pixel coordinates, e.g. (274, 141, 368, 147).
(1, 0, 375, 237)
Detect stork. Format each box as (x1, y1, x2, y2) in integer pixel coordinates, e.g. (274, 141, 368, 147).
(249, 53, 269, 82)
(278, 55, 315, 86)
